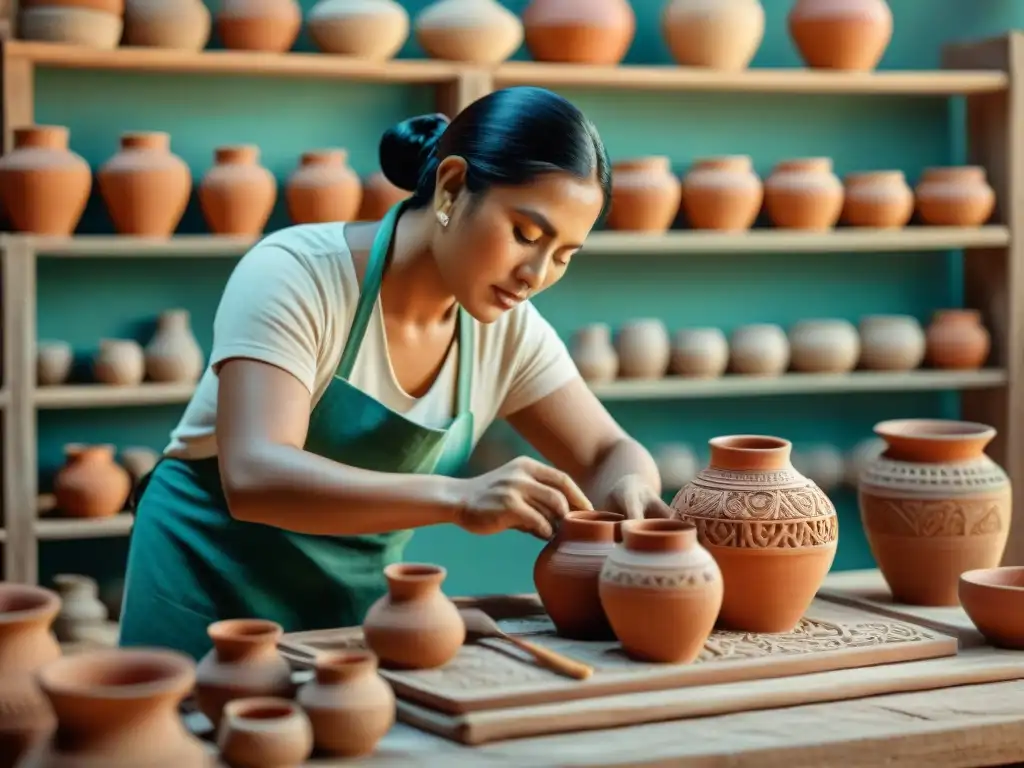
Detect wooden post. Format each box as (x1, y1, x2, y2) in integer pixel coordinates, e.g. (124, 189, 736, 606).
(436, 69, 493, 118)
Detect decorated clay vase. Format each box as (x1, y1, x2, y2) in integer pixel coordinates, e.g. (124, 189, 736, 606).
(858, 314, 926, 371)
(914, 166, 996, 227)
(925, 309, 990, 370)
(359, 171, 410, 220)
(93, 338, 145, 385)
(216, 0, 301, 51)
(307, 0, 410, 59)
(285, 150, 362, 225)
(51, 574, 109, 644)
(841, 170, 914, 228)
(54, 444, 132, 519)
(661, 0, 764, 70)
(672, 435, 839, 632)
(729, 323, 789, 376)
(216, 698, 313, 768)
(615, 319, 671, 379)
(199, 145, 277, 236)
(522, 0, 635, 65)
(36, 341, 73, 386)
(788, 318, 860, 373)
(18, 2, 124, 48)
(415, 0, 523, 64)
(859, 419, 1011, 606)
(764, 157, 844, 230)
(569, 324, 618, 383)
(669, 327, 729, 378)
(123, 0, 212, 49)
(606, 157, 681, 232)
(680, 156, 763, 231)
(598, 519, 722, 663)
(144, 309, 205, 383)
(788, 0, 893, 71)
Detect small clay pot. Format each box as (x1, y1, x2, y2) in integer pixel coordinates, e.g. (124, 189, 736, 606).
(285, 149, 362, 225)
(606, 156, 681, 233)
(788, 318, 860, 373)
(123, 0, 212, 50)
(764, 157, 844, 230)
(93, 338, 145, 385)
(199, 145, 277, 236)
(680, 155, 763, 231)
(914, 166, 996, 227)
(53, 444, 132, 519)
(925, 309, 990, 370)
(144, 308, 205, 383)
(729, 323, 789, 376)
(522, 0, 635, 65)
(788, 0, 893, 71)
(36, 340, 73, 386)
(841, 170, 913, 228)
(19, 6, 124, 48)
(669, 327, 729, 378)
(959, 567, 1024, 650)
(662, 0, 765, 70)
(51, 574, 109, 643)
(569, 324, 618, 383)
(615, 319, 671, 379)
(217, 697, 313, 768)
(216, 0, 301, 51)
(415, 0, 523, 64)
(307, 0, 410, 59)
(858, 314, 925, 371)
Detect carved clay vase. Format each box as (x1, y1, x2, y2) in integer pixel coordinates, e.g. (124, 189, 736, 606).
(729, 323, 789, 376)
(672, 435, 839, 632)
(534, 511, 624, 640)
(120, 446, 160, 486)
(788, 318, 860, 373)
(144, 309, 205, 383)
(662, 0, 764, 70)
(841, 170, 914, 228)
(569, 324, 618, 383)
(297, 651, 395, 758)
(18, 3, 125, 48)
(654, 443, 700, 490)
(195, 619, 295, 730)
(415, 0, 523, 64)
(914, 166, 996, 227)
(54, 444, 132, 519)
(216, 698, 313, 768)
(522, 0, 635, 65)
(285, 150, 362, 225)
(51, 574, 109, 644)
(606, 157, 681, 233)
(36, 341, 73, 386)
(97, 131, 192, 237)
(93, 338, 145, 385)
(0, 126, 91, 235)
(859, 419, 1011, 606)
(199, 146, 277, 236)
(680, 156, 763, 232)
(925, 309, 990, 370)
(669, 327, 729, 378)
(359, 171, 410, 220)
(598, 519, 722, 664)
(858, 314, 926, 371)
(764, 157, 844, 230)
(0, 584, 60, 768)
(788, 0, 893, 71)
(792, 445, 845, 493)
(615, 319, 671, 379)
(307, 0, 410, 59)
(216, 0, 300, 51)
(363, 564, 465, 670)
(123, 0, 211, 49)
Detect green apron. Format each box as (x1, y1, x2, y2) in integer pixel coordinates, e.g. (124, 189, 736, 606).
(118, 202, 476, 661)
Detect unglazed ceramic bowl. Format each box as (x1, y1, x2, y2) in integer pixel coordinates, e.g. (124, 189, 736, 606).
(959, 566, 1024, 648)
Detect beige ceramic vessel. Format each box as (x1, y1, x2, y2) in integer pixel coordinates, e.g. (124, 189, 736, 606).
(857, 314, 925, 371)
(570, 324, 619, 383)
(307, 0, 410, 59)
(661, 0, 764, 70)
(669, 327, 729, 378)
(415, 0, 523, 64)
(615, 319, 671, 379)
(788, 318, 860, 373)
(729, 323, 789, 376)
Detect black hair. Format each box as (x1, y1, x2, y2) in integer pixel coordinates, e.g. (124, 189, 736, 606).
(379, 86, 610, 218)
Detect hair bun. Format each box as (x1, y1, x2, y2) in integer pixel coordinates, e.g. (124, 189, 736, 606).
(379, 113, 451, 192)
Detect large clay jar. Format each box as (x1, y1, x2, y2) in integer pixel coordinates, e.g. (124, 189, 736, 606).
(199, 146, 277, 236)
(415, 0, 523, 64)
(925, 309, 991, 370)
(522, 0, 635, 65)
(858, 314, 926, 371)
(285, 150, 362, 225)
(661, 0, 764, 70)
(606, 157, 681, 233)
(914, 166, 996, 227)
(615, 319, 671, 379)
(764, 157, 844, 230)
(788, 0, 893, 71)
(859, 419, 1011, 606)
(841, 171, 914, 228)
(195, 618, 295, 730)
(673, 436, 839, 632)
(788, 318, 860, 373)
(18, 2, 124, 48)
(36, 341, 73, 386)
(598, 519, 722, 664)
(0, 584, 60, 768)
(669, 327, 729, 378)
(97, 131, 192, 237)
(534, 511, 624, 640)
(216, 698, 312, 768)
(569, 324, 618, 383)
(93, 338, 145, 385)
(216, 0, 300, 51)
(123, 0, 211, 49)
(680, 156, 763, 232)
(54, 444, 132, 519)
(51, 574, 109, 644)
(359, 171, 410, 220)
(307, 0, 410, 59)
(144, 309, 205, 383)
(729, 323, 789, 376)
(0, 126, 91, 236)
(297, 651, 395, 758)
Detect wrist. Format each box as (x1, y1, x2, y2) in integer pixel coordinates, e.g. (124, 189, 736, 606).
(423, 474, 468, 525)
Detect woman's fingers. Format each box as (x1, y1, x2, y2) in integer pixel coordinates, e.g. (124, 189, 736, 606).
(518, 457, 593, 512)
(510, 503, 554, 540)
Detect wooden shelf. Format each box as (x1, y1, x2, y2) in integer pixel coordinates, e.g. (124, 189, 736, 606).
(35, 514, 133, 540)
(19, 234, 255, 258)
(34, 383, 196, 409)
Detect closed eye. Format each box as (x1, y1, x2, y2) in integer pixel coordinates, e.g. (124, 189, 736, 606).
(513, 225, 540, 246)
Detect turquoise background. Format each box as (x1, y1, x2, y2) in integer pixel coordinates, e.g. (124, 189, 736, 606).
(29, 0, 1018, 600)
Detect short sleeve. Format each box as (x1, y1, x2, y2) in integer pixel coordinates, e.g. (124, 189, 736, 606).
(497, 302, 579, 417)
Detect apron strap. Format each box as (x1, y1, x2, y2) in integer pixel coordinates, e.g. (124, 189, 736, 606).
(456, 307, 474, 414)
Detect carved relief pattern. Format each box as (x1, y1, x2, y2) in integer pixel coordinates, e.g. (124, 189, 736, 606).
(860, 456, 1010, 496)
(599, 560, 719, 589)
(860, 493, 1010, 538)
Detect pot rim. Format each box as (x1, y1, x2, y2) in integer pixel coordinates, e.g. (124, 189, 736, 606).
(960, 566, 1024, 593)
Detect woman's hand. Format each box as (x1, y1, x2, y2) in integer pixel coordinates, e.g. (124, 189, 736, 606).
(605, 473, 674, 520)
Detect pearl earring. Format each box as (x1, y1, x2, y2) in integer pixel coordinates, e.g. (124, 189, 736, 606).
(436, 210, 450, 227)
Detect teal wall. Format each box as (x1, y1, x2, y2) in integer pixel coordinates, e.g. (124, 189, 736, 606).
(31, 0, 1021, 599)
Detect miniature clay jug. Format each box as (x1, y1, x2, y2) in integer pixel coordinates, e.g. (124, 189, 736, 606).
(598, 519, 722, 663)
(199, 145, 277, 236)
(18, 3, 124, 48)
(569, 324, 618, 383)
(788, 318, 860, 373)
(914, 166, 996, 227)
(925, 309, 990, 370)
(363, 564, 465, 670)
(216, 698, 313, 768)
(297, 651, 395, 758)
(729, 323, 789, 376)
(144, 309, 205, 383)
(672, 435, 839, 633)
(285, 150, 362, 225)
(415, 0, 523, 64)
(789, 0, 893, 71)
(669, 327, 729, 378)
(93, 338, 145, 385)
(857, 314, 925, 371)
(859, 419, 1011, 606)
(123, 0, 212, 49)
(680, 156, 763, 231)
(606, 157, 681, 232)
(359, 171, 410, 220)
(522, 0, 635, 65)
(97, 131, 192, 237)
(36, 341, 73, 386)
(615, 319, 671, 379)
(841, 170, 913, 228)
(307, 0, 410, 59)
(54, 444, 132, 519)
(653, 443, 700, 490)
(764, 157, 844, 230)
(0, 125, 91, 235)
(534, 511, 624, 640)
(216, 0, 301, 51)
(51, 574, 109, 644)
(662, 0, 764, 70)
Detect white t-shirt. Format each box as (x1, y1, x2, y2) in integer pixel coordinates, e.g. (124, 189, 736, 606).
(164, 222, 579, 459)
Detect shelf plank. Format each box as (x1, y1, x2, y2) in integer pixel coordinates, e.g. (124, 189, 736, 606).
(34, 383, 195, 409)
(21, 234, 255, 258)
(35, 514, 133, 540)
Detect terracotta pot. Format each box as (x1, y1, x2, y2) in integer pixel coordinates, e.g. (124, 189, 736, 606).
(654, 443, 699, 490)
(680, 156, 762, 232)
(859, 419, 1011, 606)
(144, 308, 205, 383)
(307, 0, 409, 59)
(54, 444, 132, 519)
(297, 651, 395, 757)
(661, 0, 764, 70)
(358, 171, 410, 220)
(788, 318, 860, 373)
(37, 341, 73, 386)
(93, 338, 145, 385)
(764, 157, 844, 230)
(199, 145, 277, 236)
(669, 327, 729, 378)
(925, 309, 990, 370)
(788, 0, 892, 71)
(19, 7, 124, 48)
(120, 446, 160, 485)
(51, 574, 109, 644)
(123, 0, 211, 49)
(858, 314, 925, 371)
(216, 0, 300, 51)
(285, 149, 362, 225)
(598, 519, 722, 663)
(729, 323, 789, 376)
(415, 0, 523, 64)
(217, 697, 313, 768)
(792, 445, 845, 493)
(97, 131, 192, 237)
(914, 166, 996, 227)
(606, 156, 681, 233)
(672, 435, 839, 632)
(841, 170, 913, 228)
(522, 0, 635, 65)
(0, 125, 91, 235)
(615, 319, 670, 379)
(569, 324, 618, 383)
(363, 564, 465, 670)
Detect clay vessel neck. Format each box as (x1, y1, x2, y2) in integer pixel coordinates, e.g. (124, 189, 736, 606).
(845, 170, 905, 185)
(577, 324, 611, 344)
(709, 435, 792, 471)
(921, 165, 986, 184)
(693, 155, 753, 173)
(874, 418, 995, 463)
(622, 519, 697, 553)
(774, 157, 832, 174)
(121, 132, 170, 152)
(157, 309, 191, 332)
(615, 156, 671, 174)
(557, 511, 623, 544)
(53, 574, 99, 599)
(314, 650, 376, 685)
(384, 563, 445, 602)
(932, 308, 981, 325)
(215, 146, 259, 165)
(301, 149, 347, 166)
(67, 444, 117, 466)
(208, 619, 283, 663)
(0, 585, 60, 662)
(15, 125, 69, 150)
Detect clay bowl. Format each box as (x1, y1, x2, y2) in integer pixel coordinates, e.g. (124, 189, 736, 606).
(959, 567, 1024, 649)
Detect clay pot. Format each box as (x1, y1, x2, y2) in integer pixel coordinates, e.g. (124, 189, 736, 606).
(54, 444, 132, 519)
(216, 0, 300, 51)
(120, 446, 160, 485)
(661, 0, 764, 70)
(195, 619, 295, 730)
(925, 309, 990, 370)
(297, 651, 395, 757)
(788, 0, 893, 71)
(729, 323, 789, 376)
(914, 166, 996, 227)
(959, 567, 1024, 650)
(792, 445, 845, 493)
(680, 156, 762, 232)
(51, 574, 109, 644)
(673, 436, 838, 632)
(415, 0, 523, 64)
(534, 511, 624, 640)
(36, 341, 73, 386)
(606, 157, 681, 233)
(359, 171, 410, 220)
(123, 0, 211, 49)
(217, 698, 313, 768)
(859, 419, 1011, 606)
(858, 314, 925, 371)
(841, 170, 914, 228)
(97, 131, 192, 237)
(653, 443, 700, 490)
(764, 157, 844, 230)
(598, 519, 722, 663)
(788, 318, 860, 373)
(144, 309, 205, 383)
(669, 327, 729, 378)
(363, 564, 465, 670)
(569, 324, 618, 383)
(522, 0, 635, 65)
(307, 0, 410, 59)
(285, 150, 362, 225)
(93, 338, 145, 385)
(18, 5, 124, 48)
(0, 126, 91, 235)
(199, 145, 277, 236)
(615, 319, 671, 379)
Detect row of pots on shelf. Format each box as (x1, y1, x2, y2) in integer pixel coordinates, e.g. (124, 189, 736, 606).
(48, 443, 158, 519)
